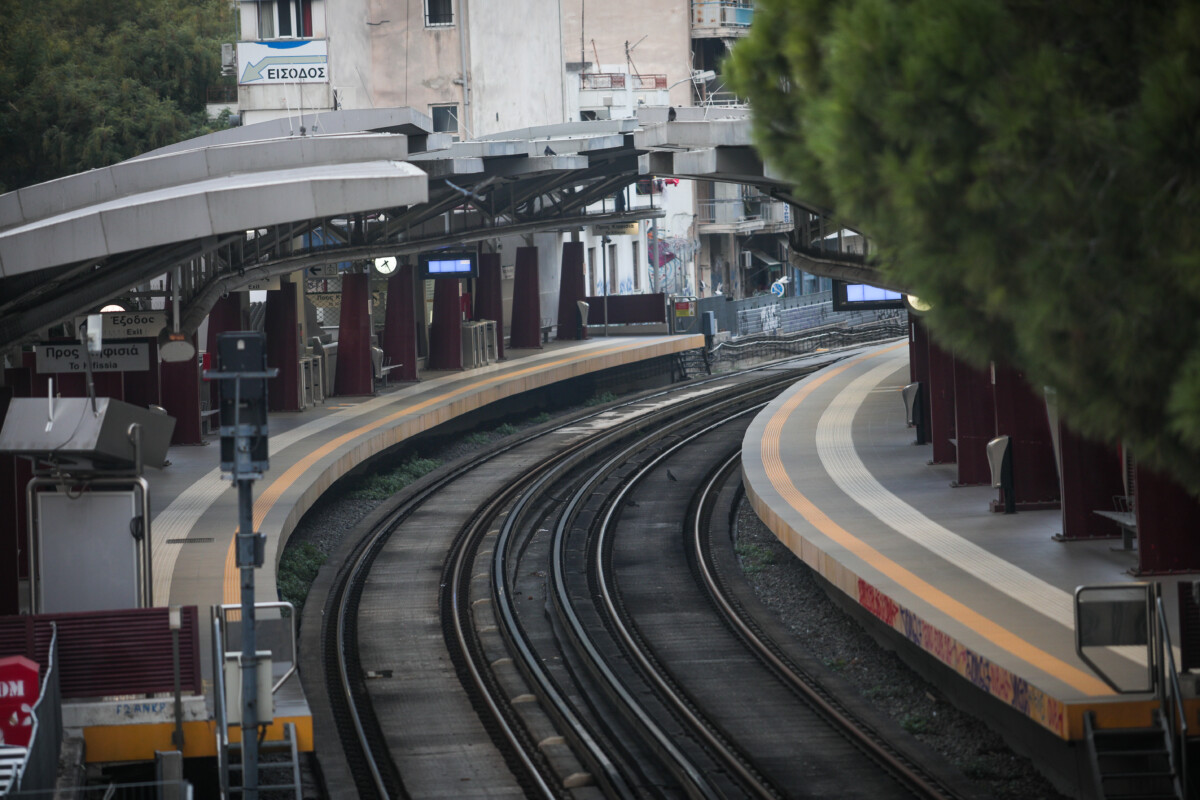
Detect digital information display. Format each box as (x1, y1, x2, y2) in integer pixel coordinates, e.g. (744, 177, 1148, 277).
(419, 251, 477, 279)
(831, 280, 907, 311)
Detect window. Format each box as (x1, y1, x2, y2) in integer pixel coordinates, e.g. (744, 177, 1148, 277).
(431, 104, 459, 135)
(425, 0, 453, 26)
(588, 247, 596, 294)
(255, 0, 312, 39)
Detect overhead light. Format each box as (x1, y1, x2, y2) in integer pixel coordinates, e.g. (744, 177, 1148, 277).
(374, 256, 398, 275)
(158, 329, 196, 363)
(100, 304, 126, 313)
(906, 295, 932, 313)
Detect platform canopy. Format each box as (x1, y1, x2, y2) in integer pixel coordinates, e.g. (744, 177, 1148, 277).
(0, 106, 878, 353)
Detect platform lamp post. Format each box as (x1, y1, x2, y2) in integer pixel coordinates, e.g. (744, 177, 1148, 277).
(207, 332, 277, 800)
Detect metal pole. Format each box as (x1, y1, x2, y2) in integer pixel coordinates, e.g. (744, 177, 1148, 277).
(170, 606, 185, 751)
(601, 235, 609, 337)
(238, 476, 259, 800)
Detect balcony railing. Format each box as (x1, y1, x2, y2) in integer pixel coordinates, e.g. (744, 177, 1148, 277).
(581, 73, 626, 90)
(692, 1, 754, 31)
(633, 74, 667, 90)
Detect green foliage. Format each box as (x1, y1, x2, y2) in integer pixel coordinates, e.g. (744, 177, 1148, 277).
(585, 391, 617, 407)
(735, 541, 775, 573)
(493, 422, 519, 437)
(0, 0, 236, 191)
(277, 543, 327, 615)
(462, 432, 490, 446)
(727, 0, 1200, 494)
(530, 412, 552, 425)
(900, 713, 930, 735)
(353, 456, 440, 500)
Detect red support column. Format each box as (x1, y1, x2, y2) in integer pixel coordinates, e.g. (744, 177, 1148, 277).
(428, 279, 463, 370)
(475, 253, 506, 360)
(203, 293, 247, 410)
(382, 265, 420, 382)
(335, 273, 374, 396)
(991, 364, 1060, 511)
(952, 356, 995, 487)
(123, 340, 161, 410)
(265, 282, 300, 411)
(509, 246, 542, 349)
(1056, 426, 1125, 540)
(556, 241, 587, 341)
(1134, 465, 1200, 573)
(160, 333, 202, 444)
(927, 339, 957, 465)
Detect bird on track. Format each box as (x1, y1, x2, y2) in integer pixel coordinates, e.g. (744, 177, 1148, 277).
(666, 469, 678, 482)
(544, 145, 557, 156)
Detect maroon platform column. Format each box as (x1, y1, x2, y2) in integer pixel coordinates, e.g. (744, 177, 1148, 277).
(509, 246, 542, 349)
(160, 333, 202, 444)
(265, 281, 300, 411)
(991, 364, 1059, 511)
(952, 356, 995, 487)
(475, 253, 505, 360)
(556, 242, 587, 341)
(201, 293, 247, 410)
(927, 339, 957, 465)
(381, 266, 419, 382)
(1054, 426, 1125, 540)
(123, 342, 160, 410)
(335, 273, 373, 396)
(428, 278, 463, 370)
(1133, 465, 1200, 574)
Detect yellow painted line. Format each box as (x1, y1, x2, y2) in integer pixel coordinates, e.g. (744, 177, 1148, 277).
(759, 345, 1113, 697)
(223, 338, 697, 603)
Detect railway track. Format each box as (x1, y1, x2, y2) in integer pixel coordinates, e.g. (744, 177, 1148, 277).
(312, 342, 969, 799)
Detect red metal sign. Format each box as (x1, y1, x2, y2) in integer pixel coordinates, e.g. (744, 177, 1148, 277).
(0, 655, 39, 747)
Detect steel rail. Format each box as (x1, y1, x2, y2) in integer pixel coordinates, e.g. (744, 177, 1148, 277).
(692, 453, 962, 800)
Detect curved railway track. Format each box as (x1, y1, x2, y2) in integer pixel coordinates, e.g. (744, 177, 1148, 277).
(313, 343, 969, 800)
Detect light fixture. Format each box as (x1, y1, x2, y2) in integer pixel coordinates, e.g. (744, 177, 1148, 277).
(374, 256, 398, 275)
(906, 295, 932, 313)
(100, 304, 126, 313)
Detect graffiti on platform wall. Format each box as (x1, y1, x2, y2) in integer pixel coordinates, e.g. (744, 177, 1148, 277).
(647, 229, 699, 295)
(856, 578, 1067, 737)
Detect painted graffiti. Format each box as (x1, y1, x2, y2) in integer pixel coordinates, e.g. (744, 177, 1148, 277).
(856, 580, 1067, 737)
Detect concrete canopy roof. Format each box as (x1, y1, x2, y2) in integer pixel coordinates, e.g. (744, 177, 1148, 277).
(0, 106, 879, 352)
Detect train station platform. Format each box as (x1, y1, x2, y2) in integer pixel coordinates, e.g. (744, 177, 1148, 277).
(741, 342, 1199, 763)
(63, 333, 703, 764)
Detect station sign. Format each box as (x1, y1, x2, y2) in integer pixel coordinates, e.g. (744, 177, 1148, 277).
(73, 311, 165, 341)
(36, 342, 151, 373)
(0, 655, 39, 747)
(237, 40, 329, 85)
(240, 275, 281, 292)
(592, 222, 640, 237)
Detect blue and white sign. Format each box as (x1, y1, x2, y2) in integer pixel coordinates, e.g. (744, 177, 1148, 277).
(238, 40, 329, 85)
(770, 279, 786, 297)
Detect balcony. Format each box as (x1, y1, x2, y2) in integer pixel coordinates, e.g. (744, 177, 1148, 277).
(579, 73, 669, 116)
(692, 1, 753, 39)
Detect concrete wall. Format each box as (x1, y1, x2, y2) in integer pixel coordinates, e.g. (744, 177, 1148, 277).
(560, 0, 693, 114)
(366, 0, 464, 124)
(467, 2, 568, 135)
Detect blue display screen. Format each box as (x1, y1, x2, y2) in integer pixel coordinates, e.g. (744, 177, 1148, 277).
(426, 258, 473, 275)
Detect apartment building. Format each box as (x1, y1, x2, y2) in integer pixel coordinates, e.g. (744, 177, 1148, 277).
(230, 0, 804, 307)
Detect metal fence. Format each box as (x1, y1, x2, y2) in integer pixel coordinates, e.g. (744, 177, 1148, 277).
(708, 318, 907, 371)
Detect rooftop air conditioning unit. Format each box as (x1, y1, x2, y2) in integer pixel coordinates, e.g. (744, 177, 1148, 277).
(741, 250, 752, 268)
(221, 43, 236, 77)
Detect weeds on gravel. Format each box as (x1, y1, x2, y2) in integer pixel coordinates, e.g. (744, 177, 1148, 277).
(734, 542, 775, 573)
(277, 543, 327, 615)
(353, 456, 441, 499)
(462, 432, 490, 446)
(901, 713, 930, 735)
(493, 423, 519, 437)
(530, 412, 551, 424)
(584, 391, 616, 406)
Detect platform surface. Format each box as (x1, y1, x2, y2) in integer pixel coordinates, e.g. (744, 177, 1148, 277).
(149, 335, 703, 620)
(742, 342, 1192, 741)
